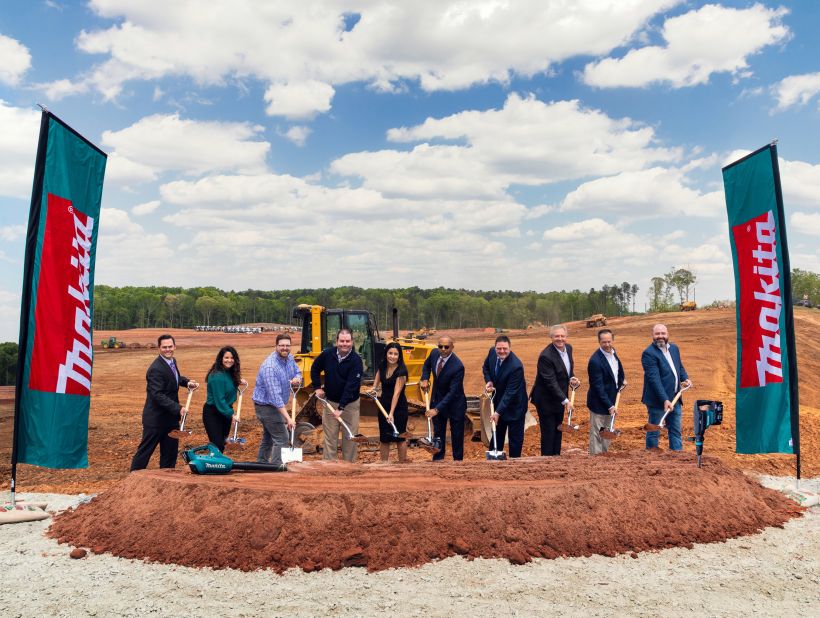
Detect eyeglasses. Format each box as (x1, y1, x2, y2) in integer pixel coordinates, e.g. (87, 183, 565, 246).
(437, 344, 451, 350)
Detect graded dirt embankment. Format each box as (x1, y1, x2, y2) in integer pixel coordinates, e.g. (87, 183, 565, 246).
(48, 451, 801, 573)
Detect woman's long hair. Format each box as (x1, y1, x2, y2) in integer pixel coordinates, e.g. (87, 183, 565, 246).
(379, 341, 407, 374)
(207, 346, 242, 387)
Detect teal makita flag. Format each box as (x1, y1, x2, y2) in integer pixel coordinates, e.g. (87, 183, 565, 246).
(12, 111, 107, 473)
(722, 143, 800, 460)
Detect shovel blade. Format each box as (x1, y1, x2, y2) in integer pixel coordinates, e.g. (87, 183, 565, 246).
(556, 423, 579, 432)
(351, 434, 370, 444)
(398, 431, 414, 439)
(168, 429, 192, 439)
(281, 447, 303, 463)
(599, 429, 620, 439)
(486, 450, 507, 461)
(643, 423, 665, 432)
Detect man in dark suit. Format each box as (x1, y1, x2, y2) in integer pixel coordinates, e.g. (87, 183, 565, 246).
(587, 329, 626, 455)
(420, 335, 467, 461)
(530, 324, 579, 456)
(482, 335, 528, 458)
(642, 323, 690, 451)
(130, 334, 198, 470)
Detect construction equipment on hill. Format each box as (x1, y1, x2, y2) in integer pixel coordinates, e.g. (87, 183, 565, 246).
(600, 384, 627, 440)
(585, 314, 607, 328)
(557, 381, 581, 432)
(182, 443, 287, 474)
(643, 382, 693, 432)
(680, 301, 697, 311)
(168, 383, 198, 439)
(289, 305, 480, 446)
(101, 336, 124, 349)
(687, 400, 723, 467)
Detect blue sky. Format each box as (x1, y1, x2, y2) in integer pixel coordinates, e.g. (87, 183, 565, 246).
(1, 1, 819, 341)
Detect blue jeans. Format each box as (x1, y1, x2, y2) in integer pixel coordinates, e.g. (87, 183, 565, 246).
(645, 404, 683, 450)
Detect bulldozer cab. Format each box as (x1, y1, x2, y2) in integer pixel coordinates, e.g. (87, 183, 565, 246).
(294, 305, 383, 380)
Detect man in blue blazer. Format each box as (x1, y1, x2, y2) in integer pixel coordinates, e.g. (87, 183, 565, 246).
(586, 329, 625, 455)
(641, 323, 691, 450)
(482, 335, 528, 458)
(420, 335, 467, 461)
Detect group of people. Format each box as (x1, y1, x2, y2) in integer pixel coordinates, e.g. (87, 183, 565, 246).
(130, 322, 690, 470)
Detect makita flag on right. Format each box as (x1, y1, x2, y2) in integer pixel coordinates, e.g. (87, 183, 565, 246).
(722, 143, 800, 457)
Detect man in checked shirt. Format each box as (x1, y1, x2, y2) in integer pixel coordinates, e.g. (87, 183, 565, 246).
(253, 333, 302, 465)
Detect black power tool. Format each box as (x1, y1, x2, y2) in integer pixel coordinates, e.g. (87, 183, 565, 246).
(687, 400, 723, 467)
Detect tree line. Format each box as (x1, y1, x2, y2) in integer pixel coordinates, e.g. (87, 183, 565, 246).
(91, 282, 643, 333)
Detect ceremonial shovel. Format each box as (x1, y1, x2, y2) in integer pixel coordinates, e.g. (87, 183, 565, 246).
(557, 381, 581, 432)
(484, 388, 507, 461)
(225, 383, 248, 449)
(600, 384, 627, 440)
(168, 383, 198, 439)
(365, 389, 413, 439)
(281, 382, 303, 463)
(418, 387, 442, 454)
(643, 382, 693, 432)
(317, 395, 368, 443)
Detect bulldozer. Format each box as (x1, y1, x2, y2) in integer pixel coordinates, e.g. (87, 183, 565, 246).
(289, 305, 480, 453)
(101, 337, 124, 349)
(585, 314, 607, 328)
(680, 301, 697, 311)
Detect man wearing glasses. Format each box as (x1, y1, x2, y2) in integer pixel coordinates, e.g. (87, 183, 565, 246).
(253, 333, 302, 465)
(420, 336, 467, 461)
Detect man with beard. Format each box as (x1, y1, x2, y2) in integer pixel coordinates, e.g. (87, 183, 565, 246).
(641, 323, 691, 450)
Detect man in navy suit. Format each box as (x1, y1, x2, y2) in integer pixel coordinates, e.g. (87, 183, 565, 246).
(642, 323, 691, 450)
(530, 324, 579, 456)
(482, 335, 528, 458)
(130, 334, 198, 471)
(587, 329, 626, 455)
(420, 335, 467, 461)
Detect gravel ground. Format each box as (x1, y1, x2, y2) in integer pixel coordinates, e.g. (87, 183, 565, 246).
(1, 476, 818, 617)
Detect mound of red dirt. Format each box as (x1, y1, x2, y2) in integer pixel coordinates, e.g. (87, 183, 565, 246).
(48, 451, 802, 573)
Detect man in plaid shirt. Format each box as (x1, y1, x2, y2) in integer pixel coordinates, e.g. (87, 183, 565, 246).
(253, 333, 302, 465)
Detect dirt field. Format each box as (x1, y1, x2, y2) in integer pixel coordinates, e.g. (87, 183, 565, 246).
(1, 307, 817, 493)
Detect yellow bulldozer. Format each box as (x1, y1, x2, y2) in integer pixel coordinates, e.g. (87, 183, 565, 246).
(680, 301, 697, 311)
(289, 305, 480, 453)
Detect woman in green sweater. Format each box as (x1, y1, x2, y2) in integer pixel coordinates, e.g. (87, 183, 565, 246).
(202, 346, 247, 451)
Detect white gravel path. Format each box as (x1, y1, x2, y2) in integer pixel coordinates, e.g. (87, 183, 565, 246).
(1, 476, 818, 617)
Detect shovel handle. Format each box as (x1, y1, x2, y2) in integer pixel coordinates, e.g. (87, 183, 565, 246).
(235, 383, 247, 422)
(183, 382, 198, 410)
(569, 381, 579, 406)
(290, 382, 300, 424)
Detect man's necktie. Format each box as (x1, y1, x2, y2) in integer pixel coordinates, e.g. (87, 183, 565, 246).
(436, 357, 444, 377)
(495, 358, 501, 374)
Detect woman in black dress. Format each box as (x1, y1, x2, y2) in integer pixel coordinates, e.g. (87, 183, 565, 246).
(372, 342, 409, 463)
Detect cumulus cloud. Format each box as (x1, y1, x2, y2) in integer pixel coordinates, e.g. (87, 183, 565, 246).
(791, 212, 820, 237)
(0, 225, 26, 241)
(723, 151, 820, 211)
(583, 4, 789, 88)
(773, 72, 820, 110)
(101, 114, 270, 184)
(95, 208, 174, 284)
(131, 200, 160, 215)
(0, 101, 41, 198)
(281, 125, 312, 146)
(51, 0, 682, 116)
(559, 167, 724, 218)
(335, 94, 680, 200)
(0, 34, 31, 86)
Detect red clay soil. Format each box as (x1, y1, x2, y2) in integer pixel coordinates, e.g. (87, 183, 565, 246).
(48, 451, 802, 573)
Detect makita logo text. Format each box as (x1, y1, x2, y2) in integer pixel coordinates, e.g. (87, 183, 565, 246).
(733, 210, 784, 388)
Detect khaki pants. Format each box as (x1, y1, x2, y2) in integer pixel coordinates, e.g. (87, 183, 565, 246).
(589, 411, 612, 455)
(322, 398, 360, 462)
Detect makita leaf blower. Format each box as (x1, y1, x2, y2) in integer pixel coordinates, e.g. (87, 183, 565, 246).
(181, 443, 287, 474)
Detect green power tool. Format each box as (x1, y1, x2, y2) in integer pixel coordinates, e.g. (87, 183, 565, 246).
(181, 443, 287, 474)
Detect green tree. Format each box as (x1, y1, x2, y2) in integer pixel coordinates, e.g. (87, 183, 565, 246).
(0, 342, 18, 386)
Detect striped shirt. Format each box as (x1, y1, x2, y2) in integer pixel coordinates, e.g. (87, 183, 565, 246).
(252, 352, 302, 409)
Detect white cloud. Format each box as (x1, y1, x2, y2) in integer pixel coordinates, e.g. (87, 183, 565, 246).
(0, 225, 26, 241)
(773, 72, 820, 110)
(264, 81, 334, 119)
(131, 200, 160, 215)
(57, 1, 682, 117)
(583, 4, 789, 88)
(791, 212, 820, 237)
(0, 101, 40, 198)
(559, 167, 724, 218)
(0, 34, 31, 86)
(37, 78, 89, 101)
(335, 94, 679, 200)
(101, 114, 270, 185)
(281, 125, 312, 146)
(780, 158, 820, 209)
(95, 208, 174, 284)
